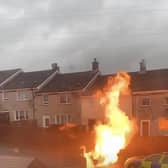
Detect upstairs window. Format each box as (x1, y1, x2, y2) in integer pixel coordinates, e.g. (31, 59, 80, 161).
(141, 97, 150, 106)
(2, 91, 8, 101)
(43, 95, 48, 105)
(16, 91, 29, 101)
(60, 95, 71, 104)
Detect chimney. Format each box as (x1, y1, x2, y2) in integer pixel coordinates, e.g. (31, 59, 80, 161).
(51, 63, 60, 73)
(92, 58, 99, 71)
(139, 59, 146, 74)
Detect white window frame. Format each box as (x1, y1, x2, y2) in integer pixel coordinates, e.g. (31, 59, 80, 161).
(141, 96, 151, 106)
(2, 91, 8, 101)
(140, 120, 150, 136)
(16, 91, 29, 101)
(60, 94, 71, 104)
(43, 95, 48, 105)
(55, 114, 72, 125)
(15, 110, 28, 121)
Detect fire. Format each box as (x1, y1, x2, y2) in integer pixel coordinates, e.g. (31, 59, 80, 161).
(82, 72, 135, 168)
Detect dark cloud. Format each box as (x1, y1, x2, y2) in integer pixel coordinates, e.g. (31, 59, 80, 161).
(0, 0, 167, 73)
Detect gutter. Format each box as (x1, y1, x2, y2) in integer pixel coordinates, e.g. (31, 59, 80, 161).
(133, 89, 168, 95)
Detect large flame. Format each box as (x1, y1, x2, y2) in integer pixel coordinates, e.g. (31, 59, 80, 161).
(83, 72, 135, 168)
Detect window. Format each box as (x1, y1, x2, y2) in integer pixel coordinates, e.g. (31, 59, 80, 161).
(159, 117, 168, 130)
(60, 95, 71, 104)
(15, 111, 28, 121)
(16, 91, 29, 101)
(43, 95, 48, 105)
(163, 97, 168, 105)
(141, 97, 150, 106)
(55, 115, 72, 125)
(2, 91, 8, 101)
(61, 115, 64, 123)
(56, 115, 60, 124)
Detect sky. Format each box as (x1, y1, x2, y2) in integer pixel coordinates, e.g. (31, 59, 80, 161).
(0, 0, 168, 74)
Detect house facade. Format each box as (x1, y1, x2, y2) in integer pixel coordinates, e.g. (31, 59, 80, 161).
(0, 65, 58, 125)
(0, 60, 167, 136)
(79, 60, 168, 136)
(80, 75, 133, 129)
(130, 62, 168, 136)
(132, 91, 168, 136)
(0, 69, 22, 123)
(35, 69, 100, 128)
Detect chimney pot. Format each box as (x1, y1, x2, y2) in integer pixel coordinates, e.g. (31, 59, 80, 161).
(139, 59, 146, 74)
(51, 63, 60, 73)
(92, 58, 99, 71)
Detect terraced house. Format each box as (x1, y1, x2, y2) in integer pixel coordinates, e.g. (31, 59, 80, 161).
(82, 60, 168, 136)
(0, 59, 167, 136)
(0, 64, 59, 125)
(0, 69, 22, 122)
(35, 59, 100, 128)
(131, 67, 168, 136)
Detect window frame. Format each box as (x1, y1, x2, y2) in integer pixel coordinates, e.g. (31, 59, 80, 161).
(43, 95, 49, 105)
(60, 94, 71, 104)
(16, 91, 29, 101)
(141, 96, 151, 106)
(2, 91, 8, 101)
(15, 110, 29, 121)
(55, 114, 72, 125)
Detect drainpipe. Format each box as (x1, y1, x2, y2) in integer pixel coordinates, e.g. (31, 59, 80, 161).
(32, 88, 36, 127)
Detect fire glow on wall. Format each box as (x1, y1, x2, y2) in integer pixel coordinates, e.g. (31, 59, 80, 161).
(82, 72, 136, 168)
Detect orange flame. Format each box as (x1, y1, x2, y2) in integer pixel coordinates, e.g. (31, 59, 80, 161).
(83, 72, 135, 168)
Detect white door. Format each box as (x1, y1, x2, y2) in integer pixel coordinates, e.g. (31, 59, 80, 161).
(42, 115, 50, 128)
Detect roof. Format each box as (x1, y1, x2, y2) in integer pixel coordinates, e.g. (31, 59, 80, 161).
(0, 69, 20, 85)
(130, 69, 168, 92)
(1, 70, 54, 90)
(84, 68, 168, 95)
(0, 155, 46, 168)
(83, 74, 114, 95)
(40, 70, 98, 93)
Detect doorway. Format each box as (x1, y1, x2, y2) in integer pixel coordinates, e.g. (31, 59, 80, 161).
(140, 120, 150, 136)
(42, 115, 50, 128)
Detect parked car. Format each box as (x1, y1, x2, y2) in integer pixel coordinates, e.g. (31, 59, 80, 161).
(124, 152, 168, 168)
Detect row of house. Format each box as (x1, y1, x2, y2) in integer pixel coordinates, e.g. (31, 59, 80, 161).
(0, 59, 167, 136)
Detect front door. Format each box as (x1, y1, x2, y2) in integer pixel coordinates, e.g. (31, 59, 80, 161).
(88, 119, 97, 131)
(140, 120, 150, 136)
(43, 116, 50, 128)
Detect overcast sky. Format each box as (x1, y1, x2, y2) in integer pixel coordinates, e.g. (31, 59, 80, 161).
(0, 0, 168, 74)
